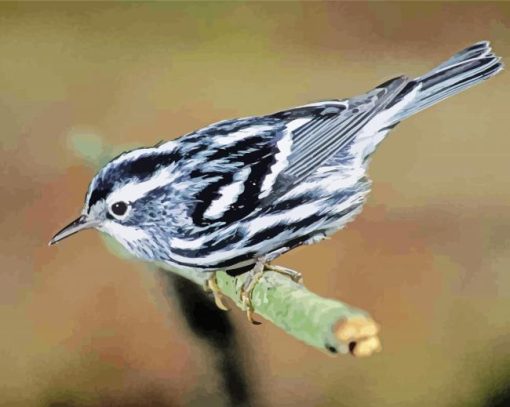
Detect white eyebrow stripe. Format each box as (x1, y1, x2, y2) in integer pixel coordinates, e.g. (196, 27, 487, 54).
(106, 167, 177, 204)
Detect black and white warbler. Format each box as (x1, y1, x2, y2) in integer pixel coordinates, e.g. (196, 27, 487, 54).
(50, 42, 502, 321)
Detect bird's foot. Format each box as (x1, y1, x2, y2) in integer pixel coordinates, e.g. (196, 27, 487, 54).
(205, 272, 229, 311)
(240, 260, 266, 325)
(265, 264, 304, 284)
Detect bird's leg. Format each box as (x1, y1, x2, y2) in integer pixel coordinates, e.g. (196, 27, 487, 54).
(205, 272, 230, 311)
(240, 259, 266, 325)
(265, 264, 304, 284)
(239, 259, 303, 324)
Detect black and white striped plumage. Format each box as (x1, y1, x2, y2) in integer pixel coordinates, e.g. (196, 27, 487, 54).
(51, 42, 503, 276)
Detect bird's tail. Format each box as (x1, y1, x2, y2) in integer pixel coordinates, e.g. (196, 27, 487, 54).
(392, 41, 503, 122)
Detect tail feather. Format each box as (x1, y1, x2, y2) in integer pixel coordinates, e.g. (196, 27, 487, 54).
(393, 41, 503, 121)
(424, 41, 495, 76)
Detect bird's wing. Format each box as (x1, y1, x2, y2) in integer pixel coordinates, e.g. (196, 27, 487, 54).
(179, 76, 409, 227)
(264, 75, 409, 198)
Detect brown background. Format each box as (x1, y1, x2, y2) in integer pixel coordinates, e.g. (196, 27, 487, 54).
(1, 2, 509, 406)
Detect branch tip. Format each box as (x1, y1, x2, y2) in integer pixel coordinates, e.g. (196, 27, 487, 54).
(335, 316, 381, 357)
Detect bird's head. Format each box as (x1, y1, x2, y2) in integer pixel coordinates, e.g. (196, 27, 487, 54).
(49, 142, 181, 259)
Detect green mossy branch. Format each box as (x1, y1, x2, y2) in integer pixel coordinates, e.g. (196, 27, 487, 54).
(158, 265, 381, 357)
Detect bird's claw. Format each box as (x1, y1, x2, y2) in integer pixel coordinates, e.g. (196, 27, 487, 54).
(239, 259, 266, 325)
(205, 273, 229, 311)
(266, 264, 304, 284)
(240, 288, 262, 325)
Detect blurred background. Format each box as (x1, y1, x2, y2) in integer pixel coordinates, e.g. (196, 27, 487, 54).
(1, 2, 509, 406)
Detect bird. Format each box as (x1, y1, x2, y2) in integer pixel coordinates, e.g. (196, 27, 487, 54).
(50, 41, 502, 322)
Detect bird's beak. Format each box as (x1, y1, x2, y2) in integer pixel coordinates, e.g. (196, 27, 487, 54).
(49, 215, 99, 246)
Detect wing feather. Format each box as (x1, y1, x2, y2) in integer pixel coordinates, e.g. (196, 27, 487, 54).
(272, 76, 409, 192)
(179, 75, 409, 227)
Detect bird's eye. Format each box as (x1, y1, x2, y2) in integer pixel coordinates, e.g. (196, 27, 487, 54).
(109, 201, 130, 219)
